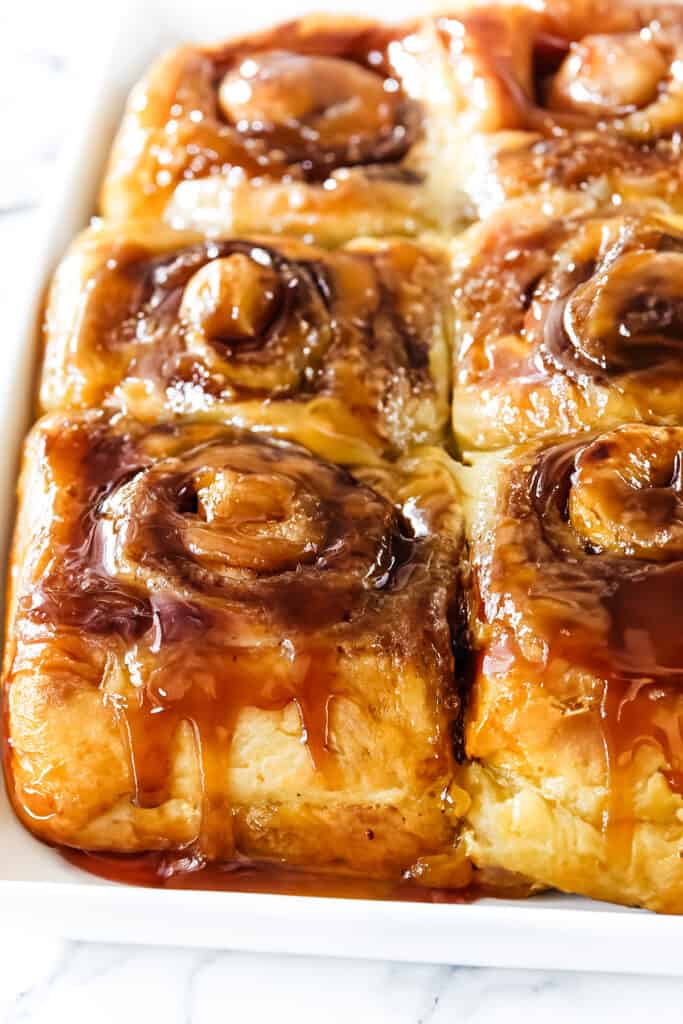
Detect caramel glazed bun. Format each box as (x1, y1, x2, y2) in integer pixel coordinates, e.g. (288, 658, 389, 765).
(451, 193, 683, 450)
(100, 15, 468, 241)
(41, 225, 451, 465)
(3, 412, 472, 882)
(438, 0, 683, 217)
(458, 424, 683, 912)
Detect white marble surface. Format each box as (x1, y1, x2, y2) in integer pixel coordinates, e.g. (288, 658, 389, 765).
(1, 2, 683, 1019)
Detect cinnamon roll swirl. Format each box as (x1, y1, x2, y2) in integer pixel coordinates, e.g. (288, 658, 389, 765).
(439, 1, 683, 217)
(15, 0, 683, 911)
(42, 224, 451, 463)
(100, 15, 461, 241)
(3, 413, 467, 878)
(459, 423, 683, 912)
(452, 195, 683, 450)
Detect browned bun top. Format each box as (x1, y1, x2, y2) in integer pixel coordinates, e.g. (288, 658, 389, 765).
(456, 205, 683, 390)
(439, 1, 683, 138)
(28, 418, 444, 642)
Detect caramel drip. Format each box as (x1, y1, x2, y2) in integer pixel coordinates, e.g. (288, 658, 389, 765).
(25, 419, 429, 858)
(489, 426, 683, 856)
(118, 646, 341, 859)
(134, 19, 423, 194)
(456, 208, 683, 390)
(442, 5, 683, 139)
(60, 848, 535, 903)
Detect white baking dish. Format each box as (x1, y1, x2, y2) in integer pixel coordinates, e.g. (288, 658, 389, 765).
(3, 0, 683, 972)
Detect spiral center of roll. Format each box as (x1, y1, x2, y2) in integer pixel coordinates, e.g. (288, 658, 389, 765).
(94, 433, 413, 618)
(547, 32, 669, 116)
(568, 427, 683, 560)
(563, 250, 683, 373)
(180, 254, 281, 352)
(218, 51, 399, 152)
(185, 465, 324, 573)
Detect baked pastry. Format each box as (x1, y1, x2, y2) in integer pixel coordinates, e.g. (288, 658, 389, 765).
(451, 194, 683, 450)
(3, 412, 469, 879)
(8, 0, 683, 911)
(100, 15, 463, 242)
(459, 423, 683, 912)
(437, 0, 683, 217)
(42, 224, 451, 464)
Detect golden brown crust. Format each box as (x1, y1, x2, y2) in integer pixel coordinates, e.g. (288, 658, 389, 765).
(41, 223, 451, 463)
(438, 1, 683, 216)
(460, 425, 683, 912)
(451, 194, 683, 449)
(4, 412, 466, 876)
(100, 15, 465, 240)
(9, 1, 683, 909)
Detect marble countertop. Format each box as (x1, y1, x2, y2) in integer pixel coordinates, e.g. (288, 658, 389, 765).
(1, 3, 682, 1019)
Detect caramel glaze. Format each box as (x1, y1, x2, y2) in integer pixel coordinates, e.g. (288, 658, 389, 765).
(440, 4, 683, 134)
(455, 206, 683, 396)
(131, 18, 423, 196)
(61, 848, 535, 903)
(56, 236, 442, 453)
(480, 424, 683, 854)
(493, 134, 683, 208)
(84, 240, 340, 400)
(18, 416, 461, 862)
(438, 4, 683, 203)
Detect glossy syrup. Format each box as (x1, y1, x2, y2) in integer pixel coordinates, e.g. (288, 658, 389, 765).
(61, 847, 535, 904)
(116, 16, 424, 214)
(490, 427, 683, 864)
(65, 233, 445, 462)
(11, 416, 460, 875)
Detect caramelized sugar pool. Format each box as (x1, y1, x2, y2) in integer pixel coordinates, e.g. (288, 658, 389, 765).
(4, 414, 479, 897)
(61, 848, 534, 903)
(488, 425, 683, 865)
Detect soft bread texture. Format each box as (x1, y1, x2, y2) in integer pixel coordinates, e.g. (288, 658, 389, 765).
(462, 761, 683, 914)
(41, 222, 452, 465)
(4, 413, 467, 878)
(438, 0, 683, 218)
(458, 431, 683, 912)
(450, 193, 683, 450)
(100, 15, 468, 241)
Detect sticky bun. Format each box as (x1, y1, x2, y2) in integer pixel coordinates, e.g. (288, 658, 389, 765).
(452, 195, 683, 450)
(3, 413, 468, 876)
(459, 423, 683, 912)
(100, 15, 464, 241)
(7, 0, 683, 911)
(41, 224, 451, 463)
(437, 1, 683, 217)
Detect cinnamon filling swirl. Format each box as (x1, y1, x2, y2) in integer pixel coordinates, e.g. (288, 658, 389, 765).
(490, 426, 683, 826)
(530, 216, 683, 382)
(30, 421, 418, 638)
(25, 420, 438, 857)
(445, 5, 683, 140)
(104, 240, 335, 397)
(162, 22, 426, 189)
(457, 209, 683, 390)
(544, 27, 683, 139)
(216, 50, 419, 180)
